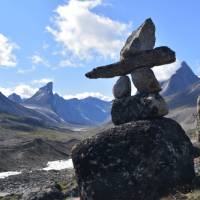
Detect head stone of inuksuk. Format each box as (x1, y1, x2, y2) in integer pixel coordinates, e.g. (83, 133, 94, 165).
(85, 18, 176, 125)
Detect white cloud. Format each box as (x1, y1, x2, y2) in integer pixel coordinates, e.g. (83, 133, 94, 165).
(32, 78, 54, 84)
(0, 84, 37, 98)
(59, 60, 83, 68)
(46, 0, 130, 60)
(42, 42, 50, 50)
(30, 54, 49, 67)
(0, 33, 18, 67)
(14, 85, 37, 98)
(153, 60, 181, 81)
(31, 55, 43, 64)
(17, 66, 36, 74)
(64, 92, 112, 101)
(0, 87, 13, 97)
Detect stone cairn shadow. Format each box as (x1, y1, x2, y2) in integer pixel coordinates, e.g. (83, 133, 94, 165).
(72, 18, 195, 200)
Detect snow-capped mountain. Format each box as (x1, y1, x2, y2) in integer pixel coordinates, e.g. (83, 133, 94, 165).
(22, 82, 111, 126)
(0, 92, 61, 126)
(53, 94, 111, 125)
(5, 60, 200, 130)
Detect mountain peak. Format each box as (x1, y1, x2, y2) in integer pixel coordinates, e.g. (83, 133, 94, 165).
(161, 61, 199, 96)
(39, 82, 53, 93)
(8, 93, 22, 104)
(23, 82, 54, 108)
(176, 61, 195, 75)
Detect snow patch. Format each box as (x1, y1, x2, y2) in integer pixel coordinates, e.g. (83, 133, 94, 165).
(42, 159, 74, 171)
(0, 171, 21, 179)
(0, 192, 10, 197)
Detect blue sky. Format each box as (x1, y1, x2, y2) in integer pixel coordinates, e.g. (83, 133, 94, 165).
(0, 0, 200, 100)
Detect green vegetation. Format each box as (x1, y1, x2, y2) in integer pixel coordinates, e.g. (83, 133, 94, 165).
(0, 112, 86, 141)
(0, 125, 78, 141)
(0, 194, 21, 200)
(27, 128, 75, 140)
(185, 189, 200, 199)
(57, 174, 78, 199)
(0, 112, 98, 143)
(162, 189, 200, 199)
(58, 176, 77, 193)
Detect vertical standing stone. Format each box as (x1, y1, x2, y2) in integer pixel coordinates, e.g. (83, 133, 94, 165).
(131, 68, 161, 93)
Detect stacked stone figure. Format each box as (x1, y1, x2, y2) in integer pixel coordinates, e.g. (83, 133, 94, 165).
(86, 18, 175, 125)
(72, 19, 195, 200)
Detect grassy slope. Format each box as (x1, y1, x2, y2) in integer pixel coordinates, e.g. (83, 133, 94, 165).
(0, 113, 89, 141)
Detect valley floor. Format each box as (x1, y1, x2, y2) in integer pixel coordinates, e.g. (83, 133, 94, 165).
(0, 114, 104, 199)
(1, 116, 200, 200)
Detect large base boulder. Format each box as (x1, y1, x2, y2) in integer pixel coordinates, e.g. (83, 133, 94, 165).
(111, 93, 168, 125)
(72, 118, 195, 200)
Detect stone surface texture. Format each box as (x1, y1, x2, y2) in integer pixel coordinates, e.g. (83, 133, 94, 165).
(131, 67, 161, 93)
(120, 18, 155, 60)
(111, 93, 168, 125)
(21, 183, 64, 200)
(72, 118, 195, 200)
(85, 47, 175, 79)
(113, 76, 131, 99)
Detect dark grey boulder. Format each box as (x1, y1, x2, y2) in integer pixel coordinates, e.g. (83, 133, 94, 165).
(111, 93, 168, 125)
(113, 76, 131, 99)
(131, 67, 161, 93)
(120, 18, 155, 60)
(72, 118, 195, 200)
(85, 46, 176, 79)
(21, 183, 64, 200)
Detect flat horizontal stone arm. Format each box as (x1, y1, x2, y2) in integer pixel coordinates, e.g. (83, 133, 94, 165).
(85, 46, 176, 79)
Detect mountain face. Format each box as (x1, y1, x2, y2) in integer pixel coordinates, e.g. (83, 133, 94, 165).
(24, 82, 54, 109)
(8, 93, 23, 104)
(2, 61, 200, 129)
(23, 83, 111, 126)
(162, 61, 200, 108)
(0, 92, 59, 126)
(161, 61, 200, 130)
(161, 61, 199, 97)
(166, 81, 200, 109)
(53, 95, 111, 125)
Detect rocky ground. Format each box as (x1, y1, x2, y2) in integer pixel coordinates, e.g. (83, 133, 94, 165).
(1, 114, 200, 199)
(2, 167, 200, 200)
(0, 116, 108, 199)
(0, 169, 79, 199)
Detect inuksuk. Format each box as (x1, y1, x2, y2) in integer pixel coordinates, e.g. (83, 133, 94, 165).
(72, 19, 195, 200)
(86, 18, 175, 125)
